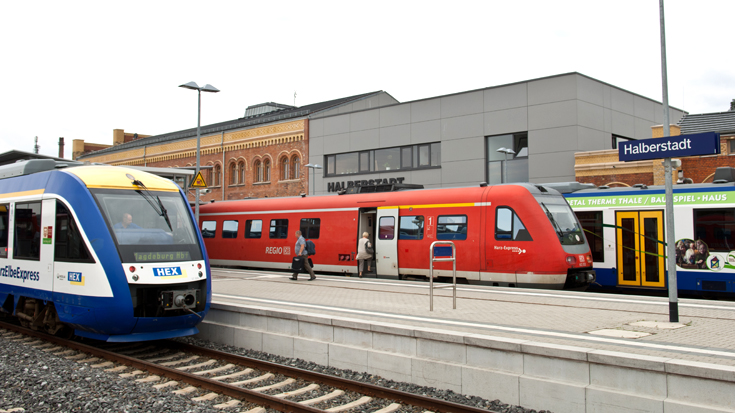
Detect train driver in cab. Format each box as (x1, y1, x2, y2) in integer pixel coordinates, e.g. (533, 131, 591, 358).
(114, 212, 142, 230)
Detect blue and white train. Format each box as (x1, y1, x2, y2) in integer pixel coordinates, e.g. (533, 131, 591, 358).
(560, 169, 735, 298)
(0, 160, 210, 341)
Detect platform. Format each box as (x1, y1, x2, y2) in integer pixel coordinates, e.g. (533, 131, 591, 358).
(198, 268, 735, 413)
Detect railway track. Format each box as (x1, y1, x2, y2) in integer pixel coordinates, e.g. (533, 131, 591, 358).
(0, 320, 501, 413)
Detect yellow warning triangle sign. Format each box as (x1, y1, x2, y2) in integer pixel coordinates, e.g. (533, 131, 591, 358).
(190, 171, 208, 188)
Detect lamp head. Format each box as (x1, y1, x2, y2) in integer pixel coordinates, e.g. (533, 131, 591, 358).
(179, 81, 200, 90)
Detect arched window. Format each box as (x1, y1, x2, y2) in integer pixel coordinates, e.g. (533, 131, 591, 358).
(280, 156, 289, 180)
(264, 159, 271, 182)
(291, 156, 300, 179)
(254, 160, 262, 183)
(214, 164, 222, 186)
(229, 162, 237, 185)
(238, 161, 245, 184)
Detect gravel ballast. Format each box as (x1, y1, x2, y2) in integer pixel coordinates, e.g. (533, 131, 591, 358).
(0, 333, 551, 413)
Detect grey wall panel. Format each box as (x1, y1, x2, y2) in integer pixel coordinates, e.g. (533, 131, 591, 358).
(411, 120, 441, 144)
(441, 158, 485, 185)
(379, 93, 400, 107)
(350, 110, 380, 132)
(380, 104, 411, 128)
(411, 98, 441, 123)
(440, 90, 483, 118)
(528, 151, 576, 183)
(575, 75, 605, 107)
(323, 133, 351, 154)
(309, 136, 325, 156)
(576, 127, 608, 152)
(603, 108, 613, 134)
(610, 88, 635, 116)
(323, 115, 351, 136)
(442, 136, 484, 162)
(610, 111, 635, 138)
(309, 118, 324, 138)
(441, 113, 484, 140)
(634, 96, 656, 122)
(634, 117, 656, 140)
(407, 168, 442, 187)
(576, 101, 605, 131)
(528, 74, 576, 106)
(529, 126, 578, 154)
(484, 83, 527, 112)
(349, 129, 380, 152)
(484, 107, 528, 136)
(380, 124, 411, 147)
(528, 100, 577, 130)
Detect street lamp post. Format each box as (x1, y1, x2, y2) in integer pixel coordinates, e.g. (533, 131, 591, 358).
(496, 147, 516, 183)
(304, 163, 322, 195)
(179, 81, 219, 226)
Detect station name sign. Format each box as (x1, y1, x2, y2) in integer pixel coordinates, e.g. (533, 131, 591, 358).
(327, 177, 406, 192)
(618, 132, 720, 162)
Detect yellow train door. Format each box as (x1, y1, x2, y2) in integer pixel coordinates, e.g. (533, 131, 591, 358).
(616, 210, 665, 288)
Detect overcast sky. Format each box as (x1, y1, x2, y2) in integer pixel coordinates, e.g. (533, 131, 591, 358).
(2, 0, 733, 158)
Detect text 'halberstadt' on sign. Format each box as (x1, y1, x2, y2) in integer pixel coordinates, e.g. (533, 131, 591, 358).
(618, 132, 720, 162)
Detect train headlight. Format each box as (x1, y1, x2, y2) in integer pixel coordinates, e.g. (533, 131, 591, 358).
(566, 256, 577, 265)
(129, 266, 136, 273)
(197, 263, 202, 269)
(132, 274, 139, 282)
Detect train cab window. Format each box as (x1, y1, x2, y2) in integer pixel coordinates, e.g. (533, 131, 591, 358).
(245, 220, 262, 238)
(694, 208, 735, 252)
(269, 219, 289, 239)
(55, 201, 94, 263)
(399, 216, 424, 240)
(379, 217, 395, 240)
(437, 215, 467, 240)
(576, 211, 603, 261)
(300, 218, 320, 239)
(14, 202, 42, 261)
(495, 207, 532, 241)
(222, 220, 238, 239)
(201, 221, 217, 238)
(0, 204, 8, 258)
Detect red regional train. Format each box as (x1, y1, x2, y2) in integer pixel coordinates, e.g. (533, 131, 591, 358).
(198, 183, 596, 290)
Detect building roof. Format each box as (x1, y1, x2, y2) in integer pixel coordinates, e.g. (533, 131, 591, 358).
(77, 91, 385, 159)
(678, 110, 735, 135)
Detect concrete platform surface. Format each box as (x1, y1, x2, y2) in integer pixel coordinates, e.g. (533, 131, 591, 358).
(209, 268, 735, 367)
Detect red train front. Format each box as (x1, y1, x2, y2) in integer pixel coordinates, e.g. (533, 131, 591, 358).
(198, 183, 595, 290)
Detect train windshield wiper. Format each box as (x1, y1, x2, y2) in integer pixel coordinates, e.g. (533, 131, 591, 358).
(541, 202, 564, 241)
(131, 179, 173, 231)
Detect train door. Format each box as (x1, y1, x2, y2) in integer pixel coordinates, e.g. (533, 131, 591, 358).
(376, 207, 398, 277)
(358, 208, 376, 275)
(615, 210, 665, 287)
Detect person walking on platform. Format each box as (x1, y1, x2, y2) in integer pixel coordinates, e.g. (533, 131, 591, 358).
(356, 232, 373, 278)
(290, 230, 315, 281)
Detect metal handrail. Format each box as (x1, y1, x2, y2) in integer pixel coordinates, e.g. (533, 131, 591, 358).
(429, 241, 456, 311)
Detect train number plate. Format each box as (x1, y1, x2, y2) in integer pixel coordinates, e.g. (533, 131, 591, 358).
(153, 267, 183, 277)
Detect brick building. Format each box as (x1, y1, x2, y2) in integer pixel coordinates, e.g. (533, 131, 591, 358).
(76, 92, 396, 202)
(575, 110, 735, 187)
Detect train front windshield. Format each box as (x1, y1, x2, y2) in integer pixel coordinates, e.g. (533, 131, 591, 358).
(536, 196, 585, 246)
(91, 188, 204, 263)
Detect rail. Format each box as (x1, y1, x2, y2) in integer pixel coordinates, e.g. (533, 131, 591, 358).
(429, 241, 456, 311)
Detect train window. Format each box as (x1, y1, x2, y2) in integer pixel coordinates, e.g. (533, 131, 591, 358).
(54, 201, 94, 263)
(576, 211, 603, 261)
(379, 217, 395, 240)
(201, 221, 217, 238)
(14, 202, 42, 261)
(694, 208, 735, 252)
(245, 220, 262, 238)
(495, 207, 531, 241)
(269, 219, 289, 239)
(437, 215, 467, 240)
(300, 218, 321, 239)
(0, 204, 7, 258)
(222, 220, 239, 239)
(399, 216, 424, 240)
